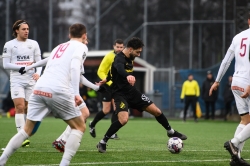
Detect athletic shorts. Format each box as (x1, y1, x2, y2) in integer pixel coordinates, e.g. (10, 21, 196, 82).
(101, 84, 112, 102)
(113, 88, 153, 113)
(10, 79, 36, 101)
(27, 87, 81, 121)
(231, 79, 250, 115)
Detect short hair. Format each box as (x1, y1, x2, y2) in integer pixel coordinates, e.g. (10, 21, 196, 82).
(69, 23, 86, 38)
(126, 37, 144, 49)
(12, 20, 30, 37)
(114, 39, 124, 45)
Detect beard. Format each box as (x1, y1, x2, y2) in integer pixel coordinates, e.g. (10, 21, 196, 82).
(129, 53, 136, 60)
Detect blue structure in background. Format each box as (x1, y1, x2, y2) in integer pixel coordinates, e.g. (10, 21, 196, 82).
(153, 60, 235, 113)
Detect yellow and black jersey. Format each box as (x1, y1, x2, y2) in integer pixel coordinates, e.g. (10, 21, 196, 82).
(97, 50, 116, 86)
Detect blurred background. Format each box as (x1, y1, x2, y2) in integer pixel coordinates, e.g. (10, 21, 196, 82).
(0, 0, 249, 119)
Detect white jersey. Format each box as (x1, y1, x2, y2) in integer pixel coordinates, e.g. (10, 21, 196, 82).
(2, 38, 41, 82)
(35, 40, 88, 92)
(216, 28, 250, 84)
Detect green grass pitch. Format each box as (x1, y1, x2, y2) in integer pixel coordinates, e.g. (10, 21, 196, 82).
(0, 117, 249, 166)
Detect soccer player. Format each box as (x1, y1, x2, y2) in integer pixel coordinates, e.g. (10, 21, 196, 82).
(209, 13, 250, 166)
(2, 20, 42, 147)
(96, 37, 187, 153)
(89, 39, 124, 139)
(0, 23, 89, 166)
(20, 38, 103, 153)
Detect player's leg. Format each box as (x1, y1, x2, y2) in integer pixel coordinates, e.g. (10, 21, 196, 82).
(89, 88, 112, 138)
(53, 102, 90, 153)
(190, 97, 197, 122)
(60, 113, 85, 166)
(145, 103, 187, 140)
(211, 101, 215, 120)
(183, 97, 191, 121)
(0, 92, 46, 165)
(110, 99, 120, 139)
(97, 95, 128, 153)
(224, 82, 250, 164)
(89, 101, 111, 138)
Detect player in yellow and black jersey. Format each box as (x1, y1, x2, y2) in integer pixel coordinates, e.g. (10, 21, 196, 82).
(89, 39, 124, 139)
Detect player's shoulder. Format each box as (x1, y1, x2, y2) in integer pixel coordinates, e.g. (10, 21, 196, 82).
(105, 50, 115, 56)
(26, 39, 39, 44)
(4, 38, 16, 46)
(234, 29, 250, 40)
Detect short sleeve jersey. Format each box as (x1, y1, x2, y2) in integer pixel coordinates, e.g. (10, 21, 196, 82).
(2, 38, 41, 81)
(35, 40, 88, 91)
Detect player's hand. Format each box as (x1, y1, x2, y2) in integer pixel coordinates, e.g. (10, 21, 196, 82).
(19, 67, 26, 75)
(95, 79, 106, 86)
(241, 85, 250, 98)
(75, 95, 82, 106)
(127, 75, 136, 86)
(209, 82, 219, 96)
(32, 73, 40, 81)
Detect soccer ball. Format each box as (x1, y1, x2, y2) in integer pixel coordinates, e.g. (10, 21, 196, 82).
(167, 137, 183, 154)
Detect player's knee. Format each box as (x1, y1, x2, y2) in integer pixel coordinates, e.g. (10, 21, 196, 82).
(102, 107, 111, 114)
(118, 116, 129, 125)
(15, 104, 25, 113)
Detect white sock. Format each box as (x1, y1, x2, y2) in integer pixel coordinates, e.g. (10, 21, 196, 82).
(167, 129, 174, 134)
(60, 129, 83, 166)
(57, 126, 72, 141)
(24, 114, 27, 121)
(234, 124, 245, 158)
(232, 123, 250, 147)
(0, 129, 29, 165)
(15, 114, 25, 132)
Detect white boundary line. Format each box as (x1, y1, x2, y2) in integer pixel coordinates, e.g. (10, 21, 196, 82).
(23, 159, 248, 166)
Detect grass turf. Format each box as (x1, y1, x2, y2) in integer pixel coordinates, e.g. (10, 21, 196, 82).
(0, 117, 249, 166)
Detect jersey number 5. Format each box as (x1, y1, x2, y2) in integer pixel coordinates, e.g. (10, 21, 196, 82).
(52, 43, 70, 59)
(240, 38, 248, 57)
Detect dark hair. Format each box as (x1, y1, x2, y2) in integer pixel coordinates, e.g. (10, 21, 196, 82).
(126, 37, 144, 49)
(69, 23, 86, 38)
(114, 39, 124, 45)
(12, 20, 30, 37)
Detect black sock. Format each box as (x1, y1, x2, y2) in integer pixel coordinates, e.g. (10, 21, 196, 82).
(155, 113, 171, 130)
(91, 111, 106, 127)
(111, 111, 118, 123)
(103, 120, 123, 142)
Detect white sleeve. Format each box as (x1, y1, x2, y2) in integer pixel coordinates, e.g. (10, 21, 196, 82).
(25, 57, 49, 71)
(215, 48, 235, 82)
(34, 55, 42, 75)
(3, 57, 25, 70)
(80, 75, 100, 91)
(71, 58, 81, 95)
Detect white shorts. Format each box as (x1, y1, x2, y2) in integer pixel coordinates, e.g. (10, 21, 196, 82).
(27, 87, 81, 121)
(231, 79, 250, 115)
(10, 79, 36, 101)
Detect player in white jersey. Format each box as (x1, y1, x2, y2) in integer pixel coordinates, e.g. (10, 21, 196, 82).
(0, 23, 93, 166)
(209, 15, 250, 166)
(2, 20, 42, 147)
(20, 39, 103, 153)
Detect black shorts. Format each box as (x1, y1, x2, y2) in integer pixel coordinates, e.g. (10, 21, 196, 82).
(101, 84, 112, 102)
(113, 88, 153, 113)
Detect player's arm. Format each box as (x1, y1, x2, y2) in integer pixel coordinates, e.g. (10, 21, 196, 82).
(19, 58, 49, 75)
(2, 43, 26, 70)
(180, 82, 186, 99)
(80, 75, 99, 91)
(33, 41, 43, 75)
(113, 55, 129, 78)
(97, 53, 112, 80)
(195, 81, 200, 97)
